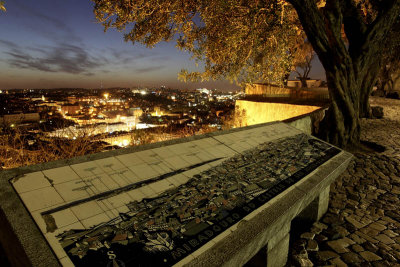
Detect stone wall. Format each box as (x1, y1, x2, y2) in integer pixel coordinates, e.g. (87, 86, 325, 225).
(244, 83, 329, 100)
(235, 100, 323, 129)
(245, 83, 294, 97)
(287, 80, 323, 88)
(283, 107, 327, 136)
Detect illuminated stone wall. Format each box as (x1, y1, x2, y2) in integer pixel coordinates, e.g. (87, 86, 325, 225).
(235, 100, 320, 127)
(245, 83, 294, 96)
(245, 83, 329, 100)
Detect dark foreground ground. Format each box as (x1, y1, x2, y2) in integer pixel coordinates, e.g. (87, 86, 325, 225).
(288, 97, 400, 267)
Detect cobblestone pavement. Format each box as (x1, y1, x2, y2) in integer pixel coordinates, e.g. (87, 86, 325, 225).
(288, 97, 400, 267)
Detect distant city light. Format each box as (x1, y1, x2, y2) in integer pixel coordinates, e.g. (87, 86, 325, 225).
(1, 86, 241, 155)
(197, 88, 211, 95)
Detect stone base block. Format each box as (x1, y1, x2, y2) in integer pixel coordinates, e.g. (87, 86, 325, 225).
(267, 232, 290, 267)
(297, 185, 330, 223)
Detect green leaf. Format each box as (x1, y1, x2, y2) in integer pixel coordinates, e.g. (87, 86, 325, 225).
(0, 1, 6, 12)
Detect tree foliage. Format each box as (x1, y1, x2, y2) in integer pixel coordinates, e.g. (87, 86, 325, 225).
(93, 0, 305, 85)
(93, 0, 400, 147)
(292, 41, 314, 88)
(0, 127, 106, 169)
(0, 1, 6, 12)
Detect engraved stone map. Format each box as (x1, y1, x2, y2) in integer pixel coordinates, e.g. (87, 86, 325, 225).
(10, 122, 340, 266)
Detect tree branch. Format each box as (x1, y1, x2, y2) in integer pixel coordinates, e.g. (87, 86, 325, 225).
(287, 0, 332, 60)
(287, 0, 350, 74)
(341, 0, 367, 57)
(357, 0, 400, 76)
(367, 0, 400, 43)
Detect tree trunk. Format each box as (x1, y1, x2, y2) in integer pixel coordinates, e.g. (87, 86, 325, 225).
(299, 77, 308, 88)
(359, 63, 381, 118)
(392, 73, 400, 91)
(320, 62, 379, 145)
(376, 78, 388, 93)
(283, 72, 290, 86)
(318, 71, 361, 147)
(377, 65, 390, 92)
(288, 0, 400, 147)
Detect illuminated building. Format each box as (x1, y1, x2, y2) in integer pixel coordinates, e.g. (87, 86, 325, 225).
(61, 104, 81, 115)
(0, 113, 40, 126)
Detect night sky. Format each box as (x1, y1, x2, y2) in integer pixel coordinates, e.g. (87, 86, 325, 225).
(0, 0, 325, 91)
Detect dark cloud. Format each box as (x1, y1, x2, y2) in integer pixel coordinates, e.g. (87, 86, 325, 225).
(0, 39, 169, 76)
(13, 0, 82, 43)
(101, 48, 172, 72)
(108, 48, 154, 65)
(135, 66, 166, 74)
(151, 56, 171, 63)
(0, 40, 102, 75)
(0, 39, 17, 48)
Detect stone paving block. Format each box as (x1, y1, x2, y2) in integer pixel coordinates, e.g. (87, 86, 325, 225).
(375, 234, 395, 245)
(300, 232, 315, 240)
(329, 257, 348, 267)
(383, 229, 398, 238)
(360, 226, 380, 237)
(327, 239, 350, 254)
(341, 252, 363, 265)
(369, 222, 387, 231)
(355, 231, 379, 244)
(360, 251, 382, 262)
(376, 242, 392, 252)
(345, 216, 366, 229)
(306, 240, 318, 252)
(315, 250, 339, 261)
(363, 242, 379, 253)
(349, 233, 366, 244)
(351, 244, 364, 253)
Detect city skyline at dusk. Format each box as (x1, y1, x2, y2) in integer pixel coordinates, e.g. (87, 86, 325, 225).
(0, 0, 325, 91)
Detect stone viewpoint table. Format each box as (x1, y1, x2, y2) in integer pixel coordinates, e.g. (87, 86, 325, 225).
(0, 122, 352, 267)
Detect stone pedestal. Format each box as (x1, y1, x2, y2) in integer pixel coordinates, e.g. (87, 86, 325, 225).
(316, 186, 330, 221)
(267, 223, 291, 267)
(297, 185, 330, 223)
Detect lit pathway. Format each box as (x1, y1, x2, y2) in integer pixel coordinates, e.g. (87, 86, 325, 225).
(288, 97, 400, 267)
